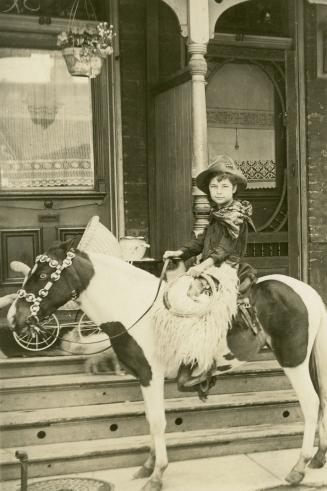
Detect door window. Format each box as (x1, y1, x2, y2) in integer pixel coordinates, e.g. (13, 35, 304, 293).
(0, 48, 94, 191)
(207, 62, 277, 190)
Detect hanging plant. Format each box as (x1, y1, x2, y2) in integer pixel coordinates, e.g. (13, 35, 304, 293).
(57, 1, 115, 79)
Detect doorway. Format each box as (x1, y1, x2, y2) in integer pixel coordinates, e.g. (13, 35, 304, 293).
(206, 0, 305, 279)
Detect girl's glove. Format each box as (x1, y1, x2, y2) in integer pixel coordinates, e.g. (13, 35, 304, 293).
(163, 250, 183, 260)
(187, 257, 215, 277)
(187, 265, 207, 277)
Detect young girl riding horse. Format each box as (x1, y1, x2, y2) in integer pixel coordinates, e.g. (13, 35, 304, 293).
(164, 154, 256, 395)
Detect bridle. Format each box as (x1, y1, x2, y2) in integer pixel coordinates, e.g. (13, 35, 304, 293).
(14, 251, 170, 354)
(17, 249, 78, 323)
(15, 249, 169, 330)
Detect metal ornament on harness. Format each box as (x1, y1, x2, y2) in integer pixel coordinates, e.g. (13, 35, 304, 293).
(16, 250, 78, 323)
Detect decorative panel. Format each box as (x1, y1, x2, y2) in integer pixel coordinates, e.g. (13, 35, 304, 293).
(57, 227, 85, 245)
(0, 228, 42, 284)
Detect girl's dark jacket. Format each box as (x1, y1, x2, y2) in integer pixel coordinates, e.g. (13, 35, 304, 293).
(180, 214, 250, 266)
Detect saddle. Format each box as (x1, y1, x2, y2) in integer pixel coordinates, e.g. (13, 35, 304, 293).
(227, 297, 267, 362)
(226, 262, 267, 361)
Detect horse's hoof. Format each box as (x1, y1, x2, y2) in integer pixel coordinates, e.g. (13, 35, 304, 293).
(133, 465, 154, 479)
(285, 469, 305, 485)
(309, 455, 326, 469)
(140, 478, 162, 491)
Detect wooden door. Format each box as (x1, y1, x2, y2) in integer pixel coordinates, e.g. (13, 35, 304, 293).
(206, 37, 299, 278)
(150, 78, 193, 257)
(0, 16, 119, 303)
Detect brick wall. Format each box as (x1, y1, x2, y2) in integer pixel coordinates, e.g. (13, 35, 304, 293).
(305, 4, 327, 300)
(119, 0, 149, 238)
(119, 0, 182, 240)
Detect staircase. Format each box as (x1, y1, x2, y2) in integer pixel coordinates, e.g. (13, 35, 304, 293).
(0, 351, 304, 482)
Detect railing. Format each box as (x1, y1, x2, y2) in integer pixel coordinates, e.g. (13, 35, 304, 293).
(246, 231, 288, 276)
(246, 231, 288, 257)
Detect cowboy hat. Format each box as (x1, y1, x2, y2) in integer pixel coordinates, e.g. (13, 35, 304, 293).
(196, 154, 247, 193)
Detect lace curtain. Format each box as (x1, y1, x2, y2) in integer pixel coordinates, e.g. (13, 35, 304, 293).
(0, 48, 94, 190)
(207, 63, 277, 189)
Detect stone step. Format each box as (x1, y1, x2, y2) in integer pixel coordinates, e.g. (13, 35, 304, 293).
(0, 348, 275, 379)
(1, 389, 302, 448)
(0, 355, 87, 379)
(0, 360, 290, 412)
(0, 421, 305, 481)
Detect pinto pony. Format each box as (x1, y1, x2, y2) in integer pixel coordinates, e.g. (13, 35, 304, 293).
(7, 240, 327, 491)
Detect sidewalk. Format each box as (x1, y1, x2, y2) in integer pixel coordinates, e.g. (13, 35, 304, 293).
(2, 448, 327, 491)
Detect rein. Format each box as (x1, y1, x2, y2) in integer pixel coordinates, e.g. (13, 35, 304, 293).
(16, 251, 170, 355)
(114, 257, 171, 333)
(54, 257, 171, 355)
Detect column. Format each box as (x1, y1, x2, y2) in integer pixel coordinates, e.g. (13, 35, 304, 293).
(188, 42, 211, 236)
(187, 0, 210, 236)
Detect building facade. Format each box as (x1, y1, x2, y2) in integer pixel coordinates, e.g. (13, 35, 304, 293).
(0, 0, 326, 323)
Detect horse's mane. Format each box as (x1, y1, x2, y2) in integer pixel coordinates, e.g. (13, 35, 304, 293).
(87, 252, 160, 285)
(77, 252, 161, 328)
(152, 263, 239, 374)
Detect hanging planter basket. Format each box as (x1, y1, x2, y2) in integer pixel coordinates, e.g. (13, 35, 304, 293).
(62, 46, 104, 78)
(57, 0, 114, 79)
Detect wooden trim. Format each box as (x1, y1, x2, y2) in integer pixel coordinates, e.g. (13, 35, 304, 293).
(285, 48, 300, 278)
(248, 232, 288, 243)
(110, 0, 125, 238)
(208, 44, 286, 62)
(283, 0, 309, 282)
(0, 191, 106, 201)
(0, 14, 98, 49)
(0, 13, 98, 34)
(294, 0, 308, 282)
(146, 0, 160, 254)
(211, 33, 293, 51)
(247, 256, 289, 268)
(57, 226, 85, 242)
(152, 67, 191, 95)
(280, 0, 308, 281)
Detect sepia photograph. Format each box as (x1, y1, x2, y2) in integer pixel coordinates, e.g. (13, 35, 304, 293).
(0, 1, 327, 490)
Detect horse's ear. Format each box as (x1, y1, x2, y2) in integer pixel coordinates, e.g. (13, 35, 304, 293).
(61, 238, 78, 252)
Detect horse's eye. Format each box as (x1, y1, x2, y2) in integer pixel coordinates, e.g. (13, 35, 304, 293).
(40, 273, 47, 279)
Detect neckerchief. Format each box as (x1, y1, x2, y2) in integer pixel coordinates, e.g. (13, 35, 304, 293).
(211, 200, 256, 239)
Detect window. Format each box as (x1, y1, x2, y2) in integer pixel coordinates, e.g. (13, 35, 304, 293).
(207, 63, 278, 190)
(0, 48, 95, 191)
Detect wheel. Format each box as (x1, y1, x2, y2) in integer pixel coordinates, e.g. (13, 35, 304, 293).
(77, 311, 101, 337)
(13, 314, 60, 351)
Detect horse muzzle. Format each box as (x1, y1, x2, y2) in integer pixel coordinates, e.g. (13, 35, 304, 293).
(7, 300, 33, 332)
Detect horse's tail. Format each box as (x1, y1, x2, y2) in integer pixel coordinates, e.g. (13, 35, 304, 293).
(309, 300, 327, 399)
